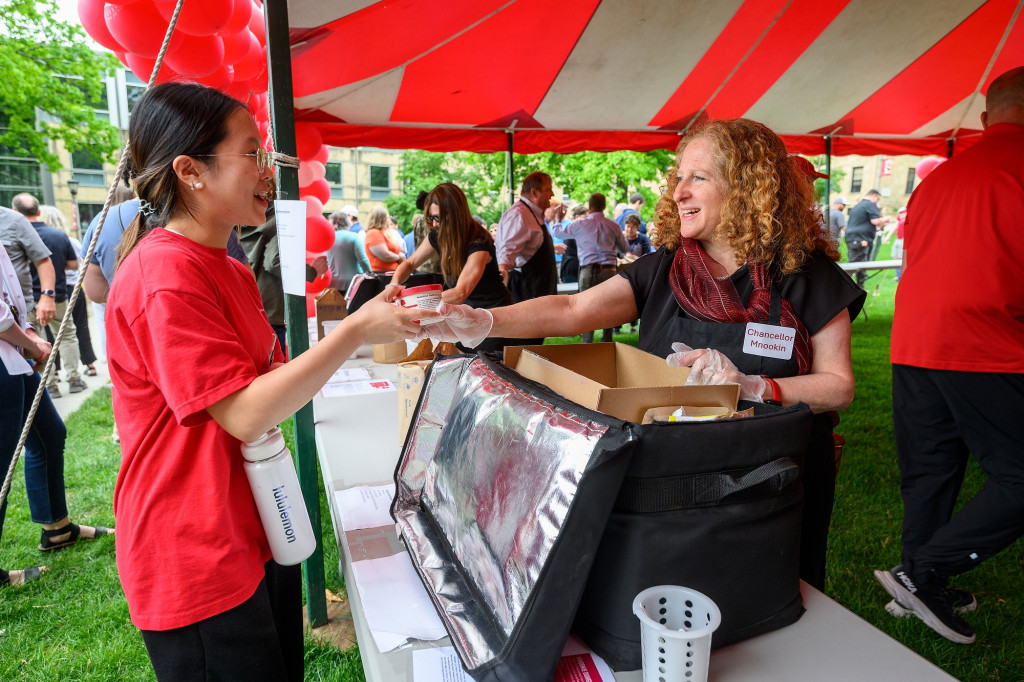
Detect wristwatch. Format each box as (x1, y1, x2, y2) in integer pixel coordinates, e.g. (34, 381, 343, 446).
(39, 289, 56, 297)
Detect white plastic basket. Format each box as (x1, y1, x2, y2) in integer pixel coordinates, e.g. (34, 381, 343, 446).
(632, 585, 722, 682)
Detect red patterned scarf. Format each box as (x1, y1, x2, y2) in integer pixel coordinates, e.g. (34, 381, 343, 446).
(667, 238, 812, 375)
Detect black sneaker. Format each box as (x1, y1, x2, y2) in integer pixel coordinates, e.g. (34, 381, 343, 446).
(885, 587, 977, 618)
(874, 565, 976, 644)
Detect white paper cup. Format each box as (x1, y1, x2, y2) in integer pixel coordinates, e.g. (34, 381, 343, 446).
(322, 320, 342, 335)
(633, 585, 721, 682)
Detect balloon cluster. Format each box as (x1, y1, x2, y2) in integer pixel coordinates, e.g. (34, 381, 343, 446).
(79, 0, 270, 137)
(79, 0, 337, 316)
(296, 123, 333, 305)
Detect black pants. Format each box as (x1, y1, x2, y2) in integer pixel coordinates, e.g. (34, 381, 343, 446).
(70, 293, 97, 366)
(845, 239, 871, 287)
(892, 365, 1024, 581)
(799, 413, 838, 591)
(141, 560, 303, 682)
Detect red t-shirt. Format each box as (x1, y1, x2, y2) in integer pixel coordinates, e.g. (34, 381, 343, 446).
(891, 123, 1024, 372)
(106, 229, 283, 630)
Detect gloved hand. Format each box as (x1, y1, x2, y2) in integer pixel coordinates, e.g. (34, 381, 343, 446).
(666, 342, 766, 402)
(416, 302, 494, 349)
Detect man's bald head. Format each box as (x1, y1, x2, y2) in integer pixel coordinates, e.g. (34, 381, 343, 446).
(983, 66, 1024, 128)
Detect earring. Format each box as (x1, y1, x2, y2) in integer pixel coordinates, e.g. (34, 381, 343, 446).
(195, 182, 203, 190)
(190, 181, 195, 191)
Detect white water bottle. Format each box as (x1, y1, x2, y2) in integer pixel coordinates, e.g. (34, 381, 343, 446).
(241, 427, 317, 566)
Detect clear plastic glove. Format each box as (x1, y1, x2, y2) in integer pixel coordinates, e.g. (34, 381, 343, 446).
(665, 342, 765, 402)
(415, 302, 493, 348)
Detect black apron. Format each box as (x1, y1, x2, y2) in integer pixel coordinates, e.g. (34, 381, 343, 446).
(507, 201, 558, 304)
(640, 282, 836, 590)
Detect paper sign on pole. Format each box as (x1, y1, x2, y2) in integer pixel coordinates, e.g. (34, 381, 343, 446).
(275, 200, 308, 297)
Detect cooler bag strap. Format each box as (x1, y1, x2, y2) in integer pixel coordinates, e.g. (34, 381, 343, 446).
(614, 457, 799, 513)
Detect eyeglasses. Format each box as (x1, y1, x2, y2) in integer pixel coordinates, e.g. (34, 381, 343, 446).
(192, 148, 271, 173)
(426, 214, 441, 225)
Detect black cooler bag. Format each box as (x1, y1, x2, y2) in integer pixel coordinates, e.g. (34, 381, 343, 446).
(394, 353, 812, 679)
(572, 401, 812, 670)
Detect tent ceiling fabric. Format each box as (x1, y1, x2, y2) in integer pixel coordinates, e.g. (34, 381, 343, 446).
(287, 0, 1024, 156)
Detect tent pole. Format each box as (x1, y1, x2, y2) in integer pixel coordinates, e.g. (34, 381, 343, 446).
(825, 136, 833, 203)
(947, 138, 955, 159)
(264, 0, 328, 629)
(507, 131, 515, 205)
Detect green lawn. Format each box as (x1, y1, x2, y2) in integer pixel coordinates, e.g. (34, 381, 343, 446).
(2, 248, 1021, 680)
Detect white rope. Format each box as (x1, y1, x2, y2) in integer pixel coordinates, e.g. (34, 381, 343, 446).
(0, 0, 187, 517)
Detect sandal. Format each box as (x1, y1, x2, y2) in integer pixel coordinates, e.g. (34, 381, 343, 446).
(39, 523, 114, 552)
(85, 365, 98, 376)
(1, 565, 48, 588)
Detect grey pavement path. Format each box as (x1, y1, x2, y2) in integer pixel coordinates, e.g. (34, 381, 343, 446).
(47, 301, 110, 423)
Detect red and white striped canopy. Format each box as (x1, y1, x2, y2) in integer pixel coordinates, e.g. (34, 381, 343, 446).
(286, 0, 1024, 156)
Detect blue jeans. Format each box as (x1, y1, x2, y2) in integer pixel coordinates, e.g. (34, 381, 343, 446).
(0, 363, 68, 538)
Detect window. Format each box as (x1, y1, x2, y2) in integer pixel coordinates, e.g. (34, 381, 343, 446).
(369, 165, 390, 200)
(71, 149, 105, 186)
(905, 168, 916, 194)
(850, 166, 863, 194)
(125, 71, 146, 115)
(325, 161, 344, 199)
(78, 202, 105, 229)
(0, 113, 42, 207)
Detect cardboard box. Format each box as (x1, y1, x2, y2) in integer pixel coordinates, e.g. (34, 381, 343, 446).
(503, 343, 739, 423)
(372, 341, 409, 364)
(397, 360, 432, 445)
(315, 288, 348, 341)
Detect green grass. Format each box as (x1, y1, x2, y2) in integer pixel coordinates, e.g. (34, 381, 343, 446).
(2, 248, 1021, 680)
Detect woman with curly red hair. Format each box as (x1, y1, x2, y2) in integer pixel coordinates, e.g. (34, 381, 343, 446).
(424, 118, 865, 588)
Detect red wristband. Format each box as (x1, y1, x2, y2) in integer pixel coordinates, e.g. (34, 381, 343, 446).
(762, 375, 782, 404)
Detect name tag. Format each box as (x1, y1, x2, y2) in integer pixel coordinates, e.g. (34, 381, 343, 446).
(743, 322, 795, 360)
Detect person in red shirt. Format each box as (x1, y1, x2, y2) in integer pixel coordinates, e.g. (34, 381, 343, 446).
(106, 82, 429, 681)
(875, 66, 1024, 646)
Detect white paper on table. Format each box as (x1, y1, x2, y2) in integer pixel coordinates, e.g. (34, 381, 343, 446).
(328, 367, 372, 383)
(351, 553, 447, 652)
(274, 199, 307, 297)
(320, 378, 396, 398)
(335, 484, 396, 532)
(411, 640, 615, 682)
(413, 647, 474, 682)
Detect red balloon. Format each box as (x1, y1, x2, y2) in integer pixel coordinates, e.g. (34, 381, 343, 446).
(155, 0, 233, 36)
(221, 0, 254, 35)
(305, 294, 317, 319)
(302, 179, 331, 208)
(221, 29, 252, 65)
(166, 35, 225, 78)
(915, 157, 945, 180)
(105, 1, 180, 60)
(124, 52, 181, 84)
(295, 123, 323, 160)
(298, 161, 326, 187)
(232, 34, 265, 81)
(249, 4, 266, 46)
(224, 77, 253, 104)
(196, 64, 234, 91)
(79, 0, 124, 52)
(250, 63, 269, 93)
(306, 215, 335, 253)
(312, 144, 330, 165)
(301, 194, 324, 218)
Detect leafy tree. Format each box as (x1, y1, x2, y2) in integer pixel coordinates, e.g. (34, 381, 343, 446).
(0, 0, 121, 170)
(807, 155, 846, 204)
(385, 148, 674, 231)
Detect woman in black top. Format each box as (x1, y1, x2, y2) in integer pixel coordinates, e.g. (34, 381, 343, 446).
(391, 182, 512, 352)
(423, 119, 865, 587)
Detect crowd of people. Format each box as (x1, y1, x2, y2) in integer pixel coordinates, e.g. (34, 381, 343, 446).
(2, 65, 1021, 679)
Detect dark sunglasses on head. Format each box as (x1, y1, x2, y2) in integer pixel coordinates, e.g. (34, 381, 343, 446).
(427, 214, 441, 225)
